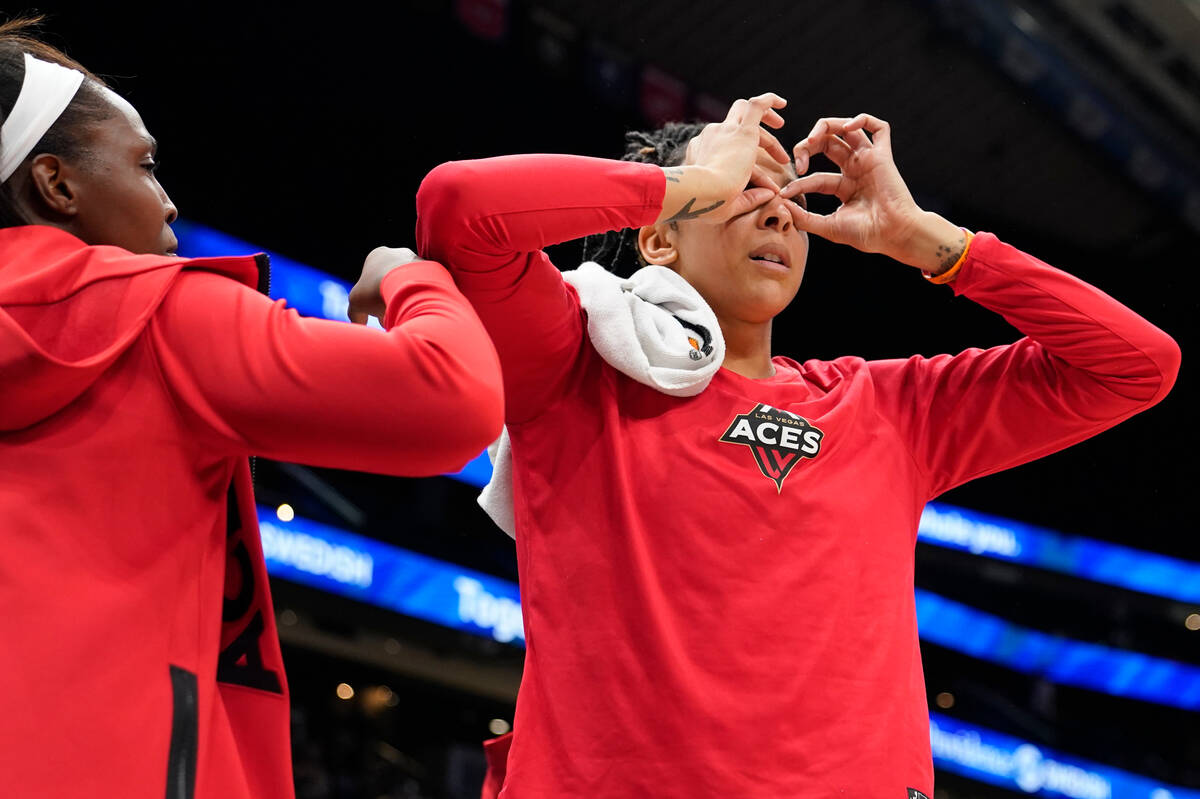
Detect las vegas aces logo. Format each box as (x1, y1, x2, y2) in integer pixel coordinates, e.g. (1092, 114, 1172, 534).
(718, 403, 825, 491)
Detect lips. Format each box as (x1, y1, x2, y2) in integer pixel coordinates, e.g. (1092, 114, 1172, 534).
(748, 244, 790, 270)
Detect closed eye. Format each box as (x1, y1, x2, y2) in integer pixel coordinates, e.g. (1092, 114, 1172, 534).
(743, 181, 807, 210)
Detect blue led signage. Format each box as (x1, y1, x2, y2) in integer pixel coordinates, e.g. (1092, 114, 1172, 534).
(258, 507, 523, 645)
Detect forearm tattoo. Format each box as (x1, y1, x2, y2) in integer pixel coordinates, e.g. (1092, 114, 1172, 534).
(664, 167, 683, 183)
(933, 231, 966, 275)
(664, 197, 724, 230)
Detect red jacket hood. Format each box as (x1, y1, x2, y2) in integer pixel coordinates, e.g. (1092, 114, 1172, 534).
(0, 225, 264, 431)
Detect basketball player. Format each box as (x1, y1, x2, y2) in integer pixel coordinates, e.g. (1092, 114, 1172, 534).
(400, 93, 1180, 798)
(0, 19, 503, 799)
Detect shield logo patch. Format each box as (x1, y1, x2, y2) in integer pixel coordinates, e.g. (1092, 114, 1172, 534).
(718, 403, 824, 491)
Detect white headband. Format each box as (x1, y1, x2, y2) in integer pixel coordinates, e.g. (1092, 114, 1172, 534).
(0, 53, 85, 183)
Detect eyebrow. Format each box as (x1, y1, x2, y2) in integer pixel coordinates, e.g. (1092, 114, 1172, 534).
(141, 135, 157, 155)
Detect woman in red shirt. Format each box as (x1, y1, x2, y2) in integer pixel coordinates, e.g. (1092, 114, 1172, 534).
(406, 95, 1179, 798)
(0, 19, 503, 799)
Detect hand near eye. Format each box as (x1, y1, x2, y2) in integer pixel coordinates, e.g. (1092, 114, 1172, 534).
(348, 246, 423, 324)
(656, 93, 791, 226)
(781, 114, 964, 273)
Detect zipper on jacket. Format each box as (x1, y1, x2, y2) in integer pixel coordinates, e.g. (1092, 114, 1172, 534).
(249, 252, 272, 493)
(165, 665, 198, 799)
(253, 252, 271, 297)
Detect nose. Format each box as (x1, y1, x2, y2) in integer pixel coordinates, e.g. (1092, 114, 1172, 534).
(757, 196, 793, 234)
(158, 175, 181, 220)
(160, 185, 178, 224)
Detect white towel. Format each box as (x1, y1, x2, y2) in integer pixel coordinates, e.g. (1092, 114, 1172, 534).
(479, 262, 725, 537)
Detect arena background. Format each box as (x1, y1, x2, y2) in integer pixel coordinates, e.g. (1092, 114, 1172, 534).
(31, 1, 1200, 797)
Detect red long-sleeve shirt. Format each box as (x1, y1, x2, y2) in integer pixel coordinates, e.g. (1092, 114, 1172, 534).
(0, 225, 503, 799)
(416, 155, 1180, 799)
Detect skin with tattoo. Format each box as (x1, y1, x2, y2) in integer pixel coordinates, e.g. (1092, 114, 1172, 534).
(934, 231, 968, 273)
(640, 96, 964, 379)
(663, 198, 726, 229)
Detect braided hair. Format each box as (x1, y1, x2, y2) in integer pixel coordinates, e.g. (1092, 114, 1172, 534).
(580, 121, 706, 276)
(0, 16, 113, 228)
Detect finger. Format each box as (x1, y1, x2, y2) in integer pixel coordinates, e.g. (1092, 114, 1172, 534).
(799, 116, 874, 149)
(840, 126, 872, 150)
(758, 127, 790, 164)
(364, 246, 419, 272)
(747, 92, 787, 109)
(725, 187, 778, 218)
(785, 203, 838, 241)
(755, 147, 792, 187)
(747, 92, 787, 128)
(779, 177, 804, 200)
(802, 117, 850, 144)
(844, 113, 891, 150)
(809, 117, 870, 149)
(782, 200, 811, 233)
(757, 107, 786, 130)
(723, 98, 751, 124)
(737, 93, 787, 130)
(781, 172, 853, 201)
(823, 117, 872, 149)
(793, 133, 853, 174)
(750, 164, 782, 192)
(793, 118, 832, 173)
(814, 134, 854, 167)
(348, 307, 368, 325)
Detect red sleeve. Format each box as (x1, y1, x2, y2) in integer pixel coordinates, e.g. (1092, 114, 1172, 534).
(148, 260, 504, 476)
(415, 154, 665, 423)
(869, 232, 1181, 498)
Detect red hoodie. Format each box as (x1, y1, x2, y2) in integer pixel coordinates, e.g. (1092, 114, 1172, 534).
(415, 155, 1181, 799)
(0, 225, 503, 799)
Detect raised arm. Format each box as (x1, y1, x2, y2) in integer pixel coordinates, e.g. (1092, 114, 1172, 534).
(149, 258, 505, 476)
(415, 94, 790, 423)
(780, 113, 1180, 496)
(870, 233, 1180, 496)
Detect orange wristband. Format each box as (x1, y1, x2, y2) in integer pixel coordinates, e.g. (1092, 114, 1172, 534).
(923, 229, 974, 285)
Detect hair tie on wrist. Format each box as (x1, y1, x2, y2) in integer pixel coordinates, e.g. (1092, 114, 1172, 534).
(923, 229, 974, 285)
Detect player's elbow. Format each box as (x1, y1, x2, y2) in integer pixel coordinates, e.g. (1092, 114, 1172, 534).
(416, 161, 486, 258)
(1144, 328, 1182, 407)
(1104, 324, 1182, 410)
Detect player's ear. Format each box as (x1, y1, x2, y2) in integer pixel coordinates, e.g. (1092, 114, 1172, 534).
(28, 153, 80, 218)
(637, 224, 678, 266)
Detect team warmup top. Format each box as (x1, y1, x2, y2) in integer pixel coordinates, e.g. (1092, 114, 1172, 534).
(416, 154, 1180, 799)
(0, 225, 502, 799)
